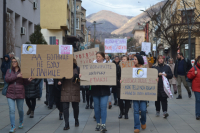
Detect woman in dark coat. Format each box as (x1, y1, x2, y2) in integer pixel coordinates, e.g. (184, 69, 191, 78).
(58, 58, 80, 130)
(25, 79, 42, 118)
(152, 55, 173, 118)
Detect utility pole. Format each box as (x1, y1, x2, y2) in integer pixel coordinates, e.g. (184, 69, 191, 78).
(74, 0, 76, 36)
(3, 0, 6, 56)
(93, 21, 96, 45)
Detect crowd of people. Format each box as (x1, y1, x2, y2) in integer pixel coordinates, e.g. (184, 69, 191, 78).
(1, 51, 200, 133)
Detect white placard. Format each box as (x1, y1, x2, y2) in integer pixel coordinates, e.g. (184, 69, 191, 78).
(142, 42, 151, 55)
(105, 38, 127, 53)
(185, 44, 188, 49)
(132, 68, 147, 78)
(152, 44, 156, 51)
(59, 45, 73, 54)
(22, 44, 37, 54)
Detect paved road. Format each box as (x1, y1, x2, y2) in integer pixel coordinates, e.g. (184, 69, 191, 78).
(0, 85, 200, 133)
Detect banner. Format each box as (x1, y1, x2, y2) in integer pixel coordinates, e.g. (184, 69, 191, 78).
(21, 44, 73, 79)
(141, 42, 151, 55)
(105, 38, 127, 53)
(120, 68, 158, 101)
(74, 48, 99, 66)
(80, 63, 116, 85)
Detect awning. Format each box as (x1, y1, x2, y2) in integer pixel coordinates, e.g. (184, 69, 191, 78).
(65, 35, 80, 43)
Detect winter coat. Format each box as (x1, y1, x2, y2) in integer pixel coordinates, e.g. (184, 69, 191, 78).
(168, 63, 177, 85)
(1, 55, 11, 76)
(174, 58, 192, 77)
(60, 66, 80, 102)
(25, 79, 41, 98)
(187, 63, 200, 93)
(112, 60, 121, 94)
(5, 68, 30, 99)
(152, 64, 173, 98)
(54, 79, 62, 98)
(90, 60, 111, 97)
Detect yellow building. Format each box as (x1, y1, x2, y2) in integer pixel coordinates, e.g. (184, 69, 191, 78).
(40, 0, 72, 45)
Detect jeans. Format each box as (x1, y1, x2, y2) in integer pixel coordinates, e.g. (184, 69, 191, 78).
(48, 85, 54, 108)
(39, 79, 44, 98)
(25, 98, 36, 111)
(133, 100, 147, 130)
(155, 97, 168, 112)
(177, 75, 191, 96)
(194, 91, 200, 117)
(93, 96, 109, 124)
(7, 98, 24, 126)
(63, 102, 79, 127)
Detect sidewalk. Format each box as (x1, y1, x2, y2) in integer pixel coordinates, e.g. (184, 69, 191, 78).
(0, 85, 200, 133)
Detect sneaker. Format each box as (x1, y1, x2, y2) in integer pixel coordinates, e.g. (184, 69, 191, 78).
(95, 123, 101, 131)
(156, 111, 160, 117)
(9, 125, 16, 133)
(101, 124, 107, 132)
(108, 105, 112, 109)
(188, 92, 192, 98)
(18, 122, 23, 129)
(163, 112, 169, 118)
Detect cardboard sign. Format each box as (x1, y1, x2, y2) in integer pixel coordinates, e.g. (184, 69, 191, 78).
(141, 42, 151, 55)
(74, 48, 99, 66)
(120, 68, 158, 101)
(21, 45, 73, 79)
(105, 38, 127, 53)
(120, 61, 134, 68)
(80, 63, 116, 85)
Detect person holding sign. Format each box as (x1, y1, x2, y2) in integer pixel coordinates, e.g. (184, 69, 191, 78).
(81, 52, 110, 132)
(152, 55, 173, 118)
(131, 55, 147, 133)
(118, 56, 131, 119)
(58, 58, 80, 130)
(5, 57, 33, 133)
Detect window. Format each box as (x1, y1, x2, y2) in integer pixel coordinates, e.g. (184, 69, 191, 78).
(181, 10, 195, 23)
(81, 25, 84, 32)
(76, 18, 79, 29)
(77, 5, 79, 9)
(180, 43, 195, 59)
(49, 36, 56, 45)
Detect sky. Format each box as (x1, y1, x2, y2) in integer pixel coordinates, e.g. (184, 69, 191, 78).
(82, 0, 164, 17)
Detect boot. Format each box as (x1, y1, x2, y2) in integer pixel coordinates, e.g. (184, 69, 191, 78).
(124, 114, 128, 119)
(90, 105, 94, 109)
(75, 119, 79, 127)
(27, 109, 31, 115)
(134, 129, 140, 133)
(63, 123, 70, 130)
(59, 112, 63, 120)
(44, 101, 48, 106)
(30, 111, 34, 118)
(118, 112, 123, 119)
(114, 100, 117, 105)
(188, 92, 192, 98)
(176, 95, 182, 99)
(85, 104, 89, 109)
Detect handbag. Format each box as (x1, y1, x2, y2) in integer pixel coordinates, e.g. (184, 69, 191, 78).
(162, 75, 173, 99)
(2, 69, 11, 96)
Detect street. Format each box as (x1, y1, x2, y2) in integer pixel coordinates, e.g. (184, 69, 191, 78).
(0, 84, 199, 133)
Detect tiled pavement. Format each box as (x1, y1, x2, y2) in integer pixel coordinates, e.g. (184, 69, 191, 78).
(0, 84, 200, 133)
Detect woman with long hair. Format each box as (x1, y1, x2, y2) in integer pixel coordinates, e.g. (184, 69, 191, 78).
(58, 58, 80, 130)
(168, 58, 177, 94)
(152, 55, 173, 118)
(5, 57, 32, 133)
(118, 56, 131, 119)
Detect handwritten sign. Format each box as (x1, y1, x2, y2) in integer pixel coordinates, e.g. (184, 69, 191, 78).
(21, 45, 73, 79)
(59, 45, 73, 54)
(120, 68, 158, 101)
(141, 42, 151, 55)
(105, 38, 127, 53)
(120, 61, 134, 68)
(80, 63, 116, 85)
(74, 48, 99, 66)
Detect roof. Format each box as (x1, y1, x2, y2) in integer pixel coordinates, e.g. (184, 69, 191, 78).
(76, 0, 82, 3)
(81, 6, 86, 11)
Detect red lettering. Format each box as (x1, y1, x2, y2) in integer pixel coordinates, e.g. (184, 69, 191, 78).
(86, 53, 89, 59)
(76, 55, 78, 59)
(82, 53, 85, 58)
(79, 54, 82, 59)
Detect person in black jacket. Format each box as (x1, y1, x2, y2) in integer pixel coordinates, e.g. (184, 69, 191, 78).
(86, 52, 110, 132)
(25, 79, 42, 118)
(1, 55, 11, 81)
(54, 79, 63, 120)
(152, 55, 173, 118)
(174, 53, 192, 99)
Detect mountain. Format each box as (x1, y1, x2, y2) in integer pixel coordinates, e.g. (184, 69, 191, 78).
(86, 10, 132, 33)
(111, 1, 166, 34)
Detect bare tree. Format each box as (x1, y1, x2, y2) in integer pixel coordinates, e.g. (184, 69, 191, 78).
(6, 17, 15, 54)
(143, 0, 200, 59)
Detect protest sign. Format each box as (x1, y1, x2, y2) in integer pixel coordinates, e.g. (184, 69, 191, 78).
(120, 61, 134, 68)
(80, 63, 116, 86)
(21, 44, 73, 79)
(120, 68, 158, 101)
(74, 48, 99, 66)
(105, 38, 127, 53)
(141, 42, 151, 55)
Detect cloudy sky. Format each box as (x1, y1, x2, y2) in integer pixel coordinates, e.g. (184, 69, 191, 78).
(82, 0, 164, 17)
